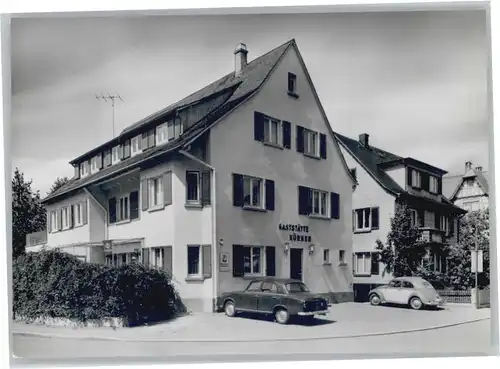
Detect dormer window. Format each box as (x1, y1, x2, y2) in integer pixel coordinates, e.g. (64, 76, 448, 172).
(429, 175, 439, 194)
(287, 72, 298, 98)
(131, 135, 141, 157)
(156, 123, 168, 145)
(79, 161, 89, 177)
(411, 169, 421, 188)
(112, 146, 120, 164)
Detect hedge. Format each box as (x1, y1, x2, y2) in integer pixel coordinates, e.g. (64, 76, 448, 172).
(13, 250, 186, 326)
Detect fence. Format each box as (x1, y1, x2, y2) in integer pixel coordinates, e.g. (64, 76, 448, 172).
(436, 289, 471, 304)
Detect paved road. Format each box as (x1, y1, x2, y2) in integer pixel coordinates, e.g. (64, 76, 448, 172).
(13, 320, 494, 362)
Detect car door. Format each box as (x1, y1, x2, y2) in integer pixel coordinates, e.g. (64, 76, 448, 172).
(383, 280, 402, 303)
(239, 281, 261, 311)
(257, 282, 281, 313)
(397, 281, 415, 304)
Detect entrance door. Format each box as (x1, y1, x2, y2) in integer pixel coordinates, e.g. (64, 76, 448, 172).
(290, 248, 303, 281)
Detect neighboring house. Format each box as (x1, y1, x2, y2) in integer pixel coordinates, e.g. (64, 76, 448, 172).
(29, 39, 356, 312)
(334, 133, 467, 302)
(442, 161, 489, 212)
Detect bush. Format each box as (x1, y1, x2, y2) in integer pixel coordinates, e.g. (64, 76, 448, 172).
(13, 250, 186, 326)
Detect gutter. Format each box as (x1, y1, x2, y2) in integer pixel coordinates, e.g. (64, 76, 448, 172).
(83, 188, 108, 242)
(178, 149, 218, 312)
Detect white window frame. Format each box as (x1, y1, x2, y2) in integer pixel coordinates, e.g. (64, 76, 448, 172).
(354, 208, 372, 232)
(90, 157, 98, 173)
(354, 252, 371, 276)
(311, 189, 329, 217)
(186, 171, 201, 203)
(74, 203, 84, 227)
(187, 245, 201, 276)
(131, 136, 141, 157)
(339, 250, 347, 265)
(410, 209, 419, 227)
(429, 175, 439, 193)
(112, 146, 120, 164)
(149, 177, 164, 209)
(61, 206, 70, 230)
(440, 215, 449, 233)
(117, 195, 130, 222)
(411, 169, 421, 188)
(288, 73, 297, 93)
(243, 176, 264, 209)
(303, 129, 319, 157)
(50, 211, 58, 232)
(323, 249, 331, 265)
(156, 123, 168, 146)
(152, 247, 165, 269)
(243, 246, 264, 276)
(263, 117, 282, 146)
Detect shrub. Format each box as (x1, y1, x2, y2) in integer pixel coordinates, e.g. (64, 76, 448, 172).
(13, 250, 186, 326)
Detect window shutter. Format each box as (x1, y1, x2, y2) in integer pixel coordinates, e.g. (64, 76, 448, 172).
(141, 179, 149, 211)
(296, 125, 304, 153)
(422, 173, 430, 191)
(142, 248, 150, 267)
(330, 192, 340, 219)
(352, 210, 356, 232)
(265, 246, 276, 277)
(108, 198, 117, 223)
(371, 253, 379, 275)
(142, 133, 149, 151)
(232, 245, 245, 277)
(163, 246, 173, 275)
(163, 172, 172, 206)
(202, 244, 212, 279)
(448, 218, 454, 236)
(130, 191, 139, 219)
(201, 171, 211, 205)
(298, 186, 310, 215)
(407, 167, 412, 187)
(265, 179, 275, 211)
(438, 178, 442, 195)
(232, 173, 244, 207)
(137, 136, 142, 150)
(418, 210, 425, 227)
(69, 205, 74, 228)
(148, 130, 156, 148)
(57, 209, 63, 230)
(320, 133, 327, 159)
(48, 212, 52, 233)
(254, 112, 265, 142)
(74, 165, 80, 179)
(371, 207, 379, 230)
(434, 211, 440, 229)
(97, 154, 103, 169)
(82, 201, 88, 225)
(118, 145, 124, 160)
(282, 121, 292, 149)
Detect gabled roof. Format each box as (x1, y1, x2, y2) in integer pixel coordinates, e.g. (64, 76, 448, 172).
(445, 168, 489, 201)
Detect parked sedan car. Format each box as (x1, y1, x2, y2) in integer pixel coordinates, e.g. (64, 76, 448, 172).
(218, 278, 330, 324)
(368, 276, 443, 310)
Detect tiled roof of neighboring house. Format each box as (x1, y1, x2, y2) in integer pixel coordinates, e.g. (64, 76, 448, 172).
(444, 168, 489, 201)
(42, 39, 295, 204)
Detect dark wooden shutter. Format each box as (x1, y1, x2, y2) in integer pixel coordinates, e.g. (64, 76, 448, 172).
(254, 112, 265, 142)
(298, 186, 310, 215)
(283, 121, 291, 149)
(448, 218, 454, 236)
(438, 178, 442, 195)
(371, 207, 379, 230)
(422, 172, 430, 191)
(418, 210, 425, 227)
(48, 212, 52, 233)
(371, 253, 380, 275)
(141, 179, 149, 211)
(407, 167, 412, 188)
(265, 179, 275, 211)
(142, 248, 150, 267)
(130, 191, 139, 219)
(232, 245, 245, 277)
(232, 173, 244, 207)
(57, 209, 63, 230)
(201, 171, 211, 205)
(330, 192, 340, 219)
(265, 246, 276, 277)
(434, 211, 440, 229)
(296, 125, 304, 153)
(142, 133, 149, 151)
(82, 201, 88, 225)
(202, 244, 212, 278)
(320, 133, 327, 159)
(163, 172, 172, 206)
(108, 198, 117, 223)
(148, 130, 156, 148)
(163, 246, 173, 275)
(352, 210, 356, 232)
(69, 205, 74, 228)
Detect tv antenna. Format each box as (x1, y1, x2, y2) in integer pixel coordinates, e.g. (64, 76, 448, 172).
(95, 93, 124, 138)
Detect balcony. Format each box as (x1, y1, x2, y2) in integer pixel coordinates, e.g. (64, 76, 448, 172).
(418, 227, 445, 244)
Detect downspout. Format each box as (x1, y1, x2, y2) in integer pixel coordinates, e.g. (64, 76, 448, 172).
(179, 149, 218, 312)
(83, 188, 108, 242)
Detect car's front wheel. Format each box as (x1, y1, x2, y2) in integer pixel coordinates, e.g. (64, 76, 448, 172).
(369, 293, 381, 306)
(409, 297, 423, 310)
(224, 301, 236, 317)
(274, 308, 290, 324)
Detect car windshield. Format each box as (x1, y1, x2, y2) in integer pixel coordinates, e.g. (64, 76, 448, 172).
(285, 282, 310, 293)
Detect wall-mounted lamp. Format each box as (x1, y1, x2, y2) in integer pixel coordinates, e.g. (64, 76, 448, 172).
(308, 244, 315, 255)
(283, 242, 290, 254)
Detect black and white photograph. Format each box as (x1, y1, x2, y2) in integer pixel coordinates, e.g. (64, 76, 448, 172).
(2, 0, 498, 366)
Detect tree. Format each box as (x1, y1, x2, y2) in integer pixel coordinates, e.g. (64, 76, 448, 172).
(447, 209, 490, 289)
(376, 202, 427, 277)
(48, 176, 69, 195)
(12, 168, 46, 258)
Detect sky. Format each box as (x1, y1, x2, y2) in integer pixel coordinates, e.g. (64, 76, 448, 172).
(10, 10, 490, 195)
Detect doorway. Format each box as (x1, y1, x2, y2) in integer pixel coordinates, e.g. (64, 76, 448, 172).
(290, 248, 303, 281)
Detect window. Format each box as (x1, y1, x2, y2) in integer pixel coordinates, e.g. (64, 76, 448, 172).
(131, 136, 141, 156)
(156, 123, 168, 145)
(411, 169, 421, 188)
(349, 168, 357, 181)
(91, 157, 98, 173)
(263, 117, 282, 146)
(429, 176, 439, 193)
(186, 171, 200, 202)
(105, 254, 113, 266)
(410, 209, 418, 227)
(339, 250, 346, 265)
(123, 140, 131, 159)
(50, 211, 58, 232)
(112, 146, 120, 164)
(149, 177, 163, 208)
(286, 282, 310, 293)
(152, 248, 164, 268)
(310, 189, 328, 217)
(323, 249, 330, 264)
(187, 245, 200, 276)
(74, 203, 83, 226)
(61, 206, 70, 230)
(104, 149, 112, 167)
(167, 121, 175, 141)
(243, 246, 262, 275)
(117, 195, 130, 222)
(354, 252, 371, 275)
(402, 281, 414, 289)
(464, 201, 480, 212)
(303, 129, 319, 157)
(79, 162, 89, 177)
(389, 280, 402, 288)
(288, 72, 297, 94)
(440, 216, 448, 233)
(243, 176, 263, 208)
(246, 281, 262, 291)
(355, 208, 371, 231)
(261, 281, 279, 293)
(174, 119, 183, 138)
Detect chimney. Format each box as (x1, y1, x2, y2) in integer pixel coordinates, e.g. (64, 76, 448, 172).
(359, 133, 369, 147)
(475, 166, 483, 172)
(234, 43, 248, 76)
(465, 161, 473, 172)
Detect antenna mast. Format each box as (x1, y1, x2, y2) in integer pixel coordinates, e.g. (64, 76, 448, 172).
(95, 93, 124, 138)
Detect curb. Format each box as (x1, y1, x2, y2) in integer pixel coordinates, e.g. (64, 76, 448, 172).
(12, 316, 490, 343)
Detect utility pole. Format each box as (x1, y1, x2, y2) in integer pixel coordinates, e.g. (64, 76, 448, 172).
(475, 219, 479, 309)
(95, 93, 123, 138)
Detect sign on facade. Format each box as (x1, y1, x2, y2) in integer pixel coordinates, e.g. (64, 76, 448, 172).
(219, 252, 230, 272)
(471, 250, 484, 273)
(278, 223, 312, 243)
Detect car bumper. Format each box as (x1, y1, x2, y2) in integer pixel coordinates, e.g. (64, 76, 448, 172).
(298, 310, 329, 316)
(426, 299, 445, 306)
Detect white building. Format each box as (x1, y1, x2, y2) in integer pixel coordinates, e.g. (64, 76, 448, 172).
(32, 40, 356, 312)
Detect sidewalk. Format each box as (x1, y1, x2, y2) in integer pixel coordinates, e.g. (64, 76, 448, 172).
(12, 303, 491, 343)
